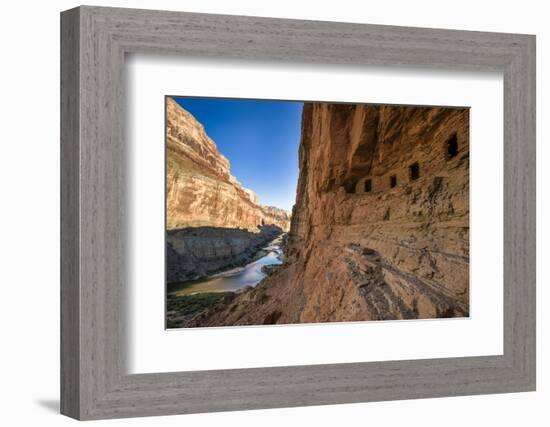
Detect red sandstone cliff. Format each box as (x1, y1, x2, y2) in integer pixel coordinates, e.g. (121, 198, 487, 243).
(186, 102, 470, 326)
(166, 97, 291, 232)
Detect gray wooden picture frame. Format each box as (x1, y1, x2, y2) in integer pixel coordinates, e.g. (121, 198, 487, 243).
(60, 5, 536, 420)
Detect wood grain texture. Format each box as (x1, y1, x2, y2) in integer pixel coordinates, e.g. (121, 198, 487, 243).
(60, 7, 80, 419)
(60, 5, 536, 420)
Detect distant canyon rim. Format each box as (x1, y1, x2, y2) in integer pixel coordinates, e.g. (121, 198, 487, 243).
(166, 97, 469, 328)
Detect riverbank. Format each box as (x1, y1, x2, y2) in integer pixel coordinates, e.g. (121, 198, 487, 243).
(166, 292, 235, 328)
(167, 224, 283, 283)
(166, 234, 285, 328)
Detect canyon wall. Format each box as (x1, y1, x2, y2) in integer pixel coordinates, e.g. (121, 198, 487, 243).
(187, 103, 470, 326)
(167, 225, 283, 283)
(166, 97, 291, 232)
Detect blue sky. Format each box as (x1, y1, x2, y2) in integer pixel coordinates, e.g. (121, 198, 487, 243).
(173, 97, 303, 211)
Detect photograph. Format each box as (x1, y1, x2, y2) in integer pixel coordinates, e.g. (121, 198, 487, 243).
(165, 96, 470, 328)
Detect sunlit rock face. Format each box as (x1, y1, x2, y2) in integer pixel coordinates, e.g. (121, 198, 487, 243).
(166, 97, 291, 232)
(188, 102, 470, 327)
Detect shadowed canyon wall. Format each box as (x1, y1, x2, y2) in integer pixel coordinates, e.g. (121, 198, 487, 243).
(187, 102, 470, 326)
(166, 97, 291, 232)
(167, 224, 283, 283)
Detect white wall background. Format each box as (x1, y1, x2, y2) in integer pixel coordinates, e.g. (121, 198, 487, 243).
(0, 0, 546, 425)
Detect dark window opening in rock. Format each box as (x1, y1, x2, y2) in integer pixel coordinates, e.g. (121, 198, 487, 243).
(446, 133, 459, 159)
(409, 162, 420, 181)
(364, 179, 372, 193)
(390, 175, 397, 188)
(344, 180, 357, 194)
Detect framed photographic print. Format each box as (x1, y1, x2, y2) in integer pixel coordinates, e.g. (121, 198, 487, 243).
(61, 5, 536, 420)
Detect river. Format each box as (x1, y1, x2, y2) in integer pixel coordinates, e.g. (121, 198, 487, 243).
(168, 235, 284, 296)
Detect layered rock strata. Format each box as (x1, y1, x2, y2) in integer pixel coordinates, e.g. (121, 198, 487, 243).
(185, 102, 470, 327)
(167, 224, 283, 283)
(166, 97, 291, 232)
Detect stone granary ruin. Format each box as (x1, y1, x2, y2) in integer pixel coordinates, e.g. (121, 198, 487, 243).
(351, 129, 464, 197)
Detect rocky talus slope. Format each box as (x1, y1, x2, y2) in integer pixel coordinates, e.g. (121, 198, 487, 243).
(186, 103, 470, 326)
(166, 97, 291, 232)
